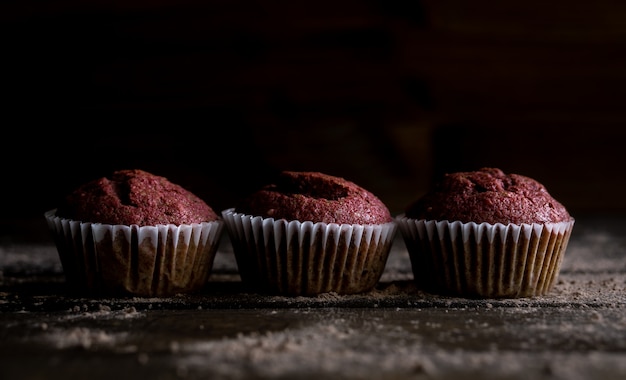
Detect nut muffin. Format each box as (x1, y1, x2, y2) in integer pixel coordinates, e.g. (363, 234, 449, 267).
(396, 167, 575, 298)
(45, 169, 224, 297)
(222, 171, 397, 296)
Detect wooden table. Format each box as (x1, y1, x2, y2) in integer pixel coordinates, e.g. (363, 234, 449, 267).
(1, 215, 625, 380)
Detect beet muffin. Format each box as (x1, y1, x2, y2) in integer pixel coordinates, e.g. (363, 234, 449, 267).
(396, 167, 575, 298)
(45, 169, 224, 297)
(222, 171, 397, 296)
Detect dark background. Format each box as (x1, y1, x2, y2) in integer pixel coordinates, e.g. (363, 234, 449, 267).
(3, 0, 626, 235)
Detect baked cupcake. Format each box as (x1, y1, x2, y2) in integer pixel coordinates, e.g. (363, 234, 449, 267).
(221, 171, 397, 296)
(396, 167, 575, 298)
(44, 169, 224, 297)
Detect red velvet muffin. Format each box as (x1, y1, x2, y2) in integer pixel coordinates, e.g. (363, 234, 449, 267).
(55, 169, 218, 226)
(396, 167, 575, 298)
(222, 171, 397, 296)
(45, 169, 224, 297)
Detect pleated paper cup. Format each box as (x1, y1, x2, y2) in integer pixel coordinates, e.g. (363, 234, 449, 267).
(221, 208, 397, 296)
(44, 209, 224, 297)
(395, 215, 575, 298)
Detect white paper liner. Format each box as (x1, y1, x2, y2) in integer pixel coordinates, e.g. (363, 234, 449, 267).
(221, 208, 398, 296)
(395, 215, 575, 298)
(44, 209, 224, 297)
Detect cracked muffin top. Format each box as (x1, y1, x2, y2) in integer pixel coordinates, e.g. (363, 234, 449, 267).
(55, 169, 218, 226)
(404, 167, 571, 225)
(234, 171, 393, 225)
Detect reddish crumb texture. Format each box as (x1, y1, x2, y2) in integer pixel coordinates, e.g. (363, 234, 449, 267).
(405, 167, 571, 225)
(56, 169, 218, 226)
(235, 171, 393, 225)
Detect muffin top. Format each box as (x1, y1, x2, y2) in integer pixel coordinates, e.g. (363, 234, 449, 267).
(404, 167, 571, 225)
(55, 169, 218, 226)
(234, 171, 393, 225)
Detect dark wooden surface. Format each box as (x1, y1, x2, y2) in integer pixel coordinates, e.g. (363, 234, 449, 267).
(1, 215, 626, 379)
(3, 1, 626, 221)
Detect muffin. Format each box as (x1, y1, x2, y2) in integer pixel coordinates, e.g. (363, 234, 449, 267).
(44, 169, 224, 297)
(396, 167, 575, 298)
(222, 170, 397, 296)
